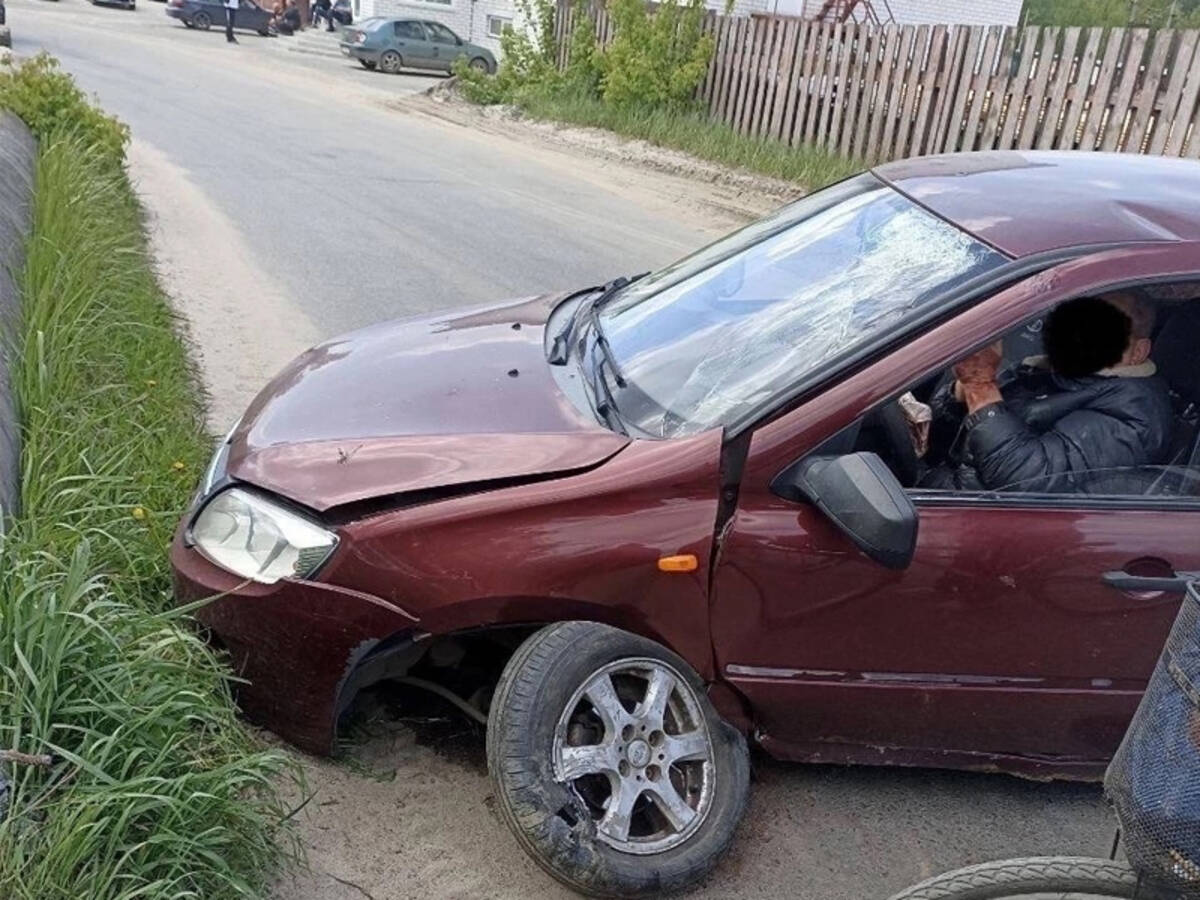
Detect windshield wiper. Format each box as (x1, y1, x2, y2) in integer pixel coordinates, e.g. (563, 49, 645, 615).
(547, 273, 647, 366)
(582, 331, 626, 435)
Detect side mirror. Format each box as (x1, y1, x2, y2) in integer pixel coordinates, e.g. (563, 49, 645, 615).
(771, 452, 918, 570)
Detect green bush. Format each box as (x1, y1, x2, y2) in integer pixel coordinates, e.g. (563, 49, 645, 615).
(1023, 0, 1200, 26)
(600, 0, 711, 108)
(454, 0, 713, 109)
(0, 55, 129, 166)
(0, 60, 294, 900)
(454, 0, 562, 103)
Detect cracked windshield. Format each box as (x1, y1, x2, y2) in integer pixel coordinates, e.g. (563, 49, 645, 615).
(601, 173, 1006, 436)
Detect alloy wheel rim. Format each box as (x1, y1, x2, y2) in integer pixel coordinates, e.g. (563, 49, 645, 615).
(552, 657, 714, 855)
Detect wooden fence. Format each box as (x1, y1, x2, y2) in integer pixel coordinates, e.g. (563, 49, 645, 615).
(553, 6, 1200, 162)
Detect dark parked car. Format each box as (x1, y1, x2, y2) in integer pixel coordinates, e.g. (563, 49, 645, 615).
(174, 151, 1200, 896)
(165, 0, 271, 34)
(339, 17, 495, 74)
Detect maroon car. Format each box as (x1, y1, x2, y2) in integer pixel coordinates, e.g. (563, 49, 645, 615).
(174, 151, 1200, 896)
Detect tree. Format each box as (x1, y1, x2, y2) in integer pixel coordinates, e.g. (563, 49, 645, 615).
(1023, 0, 1200, 27)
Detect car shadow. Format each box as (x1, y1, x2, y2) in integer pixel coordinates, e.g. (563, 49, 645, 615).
(338, 681, 487, 775)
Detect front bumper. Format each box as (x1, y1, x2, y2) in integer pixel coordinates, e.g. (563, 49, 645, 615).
(172, 527, 419, 755)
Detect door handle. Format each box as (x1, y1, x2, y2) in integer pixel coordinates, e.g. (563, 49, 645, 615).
(1102, 570, 1200, 593)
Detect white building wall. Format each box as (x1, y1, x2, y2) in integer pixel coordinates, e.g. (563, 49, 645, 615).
(877, 0, 1021, 25)
(358, 0, 521, 54)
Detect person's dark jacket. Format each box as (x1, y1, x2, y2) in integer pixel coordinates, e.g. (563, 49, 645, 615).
(923, 362, 1174, 493)
(278, 4, 301, 30)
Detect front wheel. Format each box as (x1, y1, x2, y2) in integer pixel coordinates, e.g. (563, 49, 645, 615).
(191, 10, 211, 28)
(887, 857, 1143, 900)
(378, 49, 401, 74)
(487, 621, 750, 897)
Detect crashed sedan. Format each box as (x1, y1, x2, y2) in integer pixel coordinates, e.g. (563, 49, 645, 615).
(174, 150, 1200, 896)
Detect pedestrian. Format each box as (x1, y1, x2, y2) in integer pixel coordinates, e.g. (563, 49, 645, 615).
(223, 0, 238, 42)
(277, 0, 301, 34)
(311, 0, 330, 28)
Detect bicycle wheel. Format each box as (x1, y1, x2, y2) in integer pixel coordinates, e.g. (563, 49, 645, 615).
(888, 857, 1144, 900)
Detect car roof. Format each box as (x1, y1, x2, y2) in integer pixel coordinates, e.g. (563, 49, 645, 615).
(872, 151, 1200, 259)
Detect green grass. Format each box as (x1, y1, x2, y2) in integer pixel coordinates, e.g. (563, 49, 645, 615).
(0, 132, 295, 898)
(512, 88, 862, 189)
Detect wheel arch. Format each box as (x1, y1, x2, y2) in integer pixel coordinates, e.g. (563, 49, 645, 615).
(331, 595, 722, 747)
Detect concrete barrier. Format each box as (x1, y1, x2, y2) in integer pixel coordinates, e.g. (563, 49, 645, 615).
(0, 113, 36, 521)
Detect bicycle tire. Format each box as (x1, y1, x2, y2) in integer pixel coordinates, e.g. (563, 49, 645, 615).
(887, 857, 1142, 900)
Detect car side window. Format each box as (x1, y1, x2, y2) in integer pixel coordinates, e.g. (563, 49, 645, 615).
(424, 21, 458, 44)
(395, 20, 425, 39)
(848, 284, 1200, 502)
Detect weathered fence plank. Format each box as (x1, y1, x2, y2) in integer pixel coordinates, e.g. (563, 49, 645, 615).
(1102, 28, 1150, 151)
(1036, 27, 1082, 150)
(769, 18, 801, 141)
(739, 16, 768, 135)
(1131, 29, 1175, 152)
(880, 25, 916, 159)
(1163, 32, 1200, 155)
(841, 23, 869, 156)
(753, 18, 784, 138)
(1152, 30, 1199, 155)
(909, 24, 947, 157)
(781, 20, 811, 145)
(863, 26, 897, 159)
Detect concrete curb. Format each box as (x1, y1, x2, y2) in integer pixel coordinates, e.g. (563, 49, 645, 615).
(0, 112, 37, 521)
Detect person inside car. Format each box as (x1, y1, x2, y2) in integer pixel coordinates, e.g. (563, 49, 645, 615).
(919, 292, 1174, 493)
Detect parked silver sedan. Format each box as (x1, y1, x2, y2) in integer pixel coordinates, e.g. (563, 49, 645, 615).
(340, 18, 496, 75)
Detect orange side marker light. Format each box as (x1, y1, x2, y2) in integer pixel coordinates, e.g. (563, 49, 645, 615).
(658, 554, 698, 573)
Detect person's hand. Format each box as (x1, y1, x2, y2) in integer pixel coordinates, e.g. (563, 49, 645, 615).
(953, 341, 1004, 414)
(953, 341, 1002, 385)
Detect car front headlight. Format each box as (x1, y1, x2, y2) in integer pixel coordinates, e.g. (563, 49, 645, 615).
(190, 488, 338, 584)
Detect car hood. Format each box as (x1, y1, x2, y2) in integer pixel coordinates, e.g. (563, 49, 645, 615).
(226, 294, 629, 512)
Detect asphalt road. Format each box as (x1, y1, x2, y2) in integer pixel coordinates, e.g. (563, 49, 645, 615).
(8, 0, 712, 337)
(6, 4, 1119, 898)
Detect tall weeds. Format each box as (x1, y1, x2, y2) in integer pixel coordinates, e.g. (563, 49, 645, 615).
(0, 60, 294, 900)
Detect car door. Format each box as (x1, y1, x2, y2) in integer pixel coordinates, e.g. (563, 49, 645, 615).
(710, 242, 1200, 773)
(392, 20, 434, 67)
(423, 20, 463, 71)
(239, 0, 268, 31)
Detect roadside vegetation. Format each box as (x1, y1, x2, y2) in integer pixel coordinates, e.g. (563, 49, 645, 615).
(0, 55, 293, 899)
(1023, 0, 1200, 27)
(453, 0, 859, 188)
